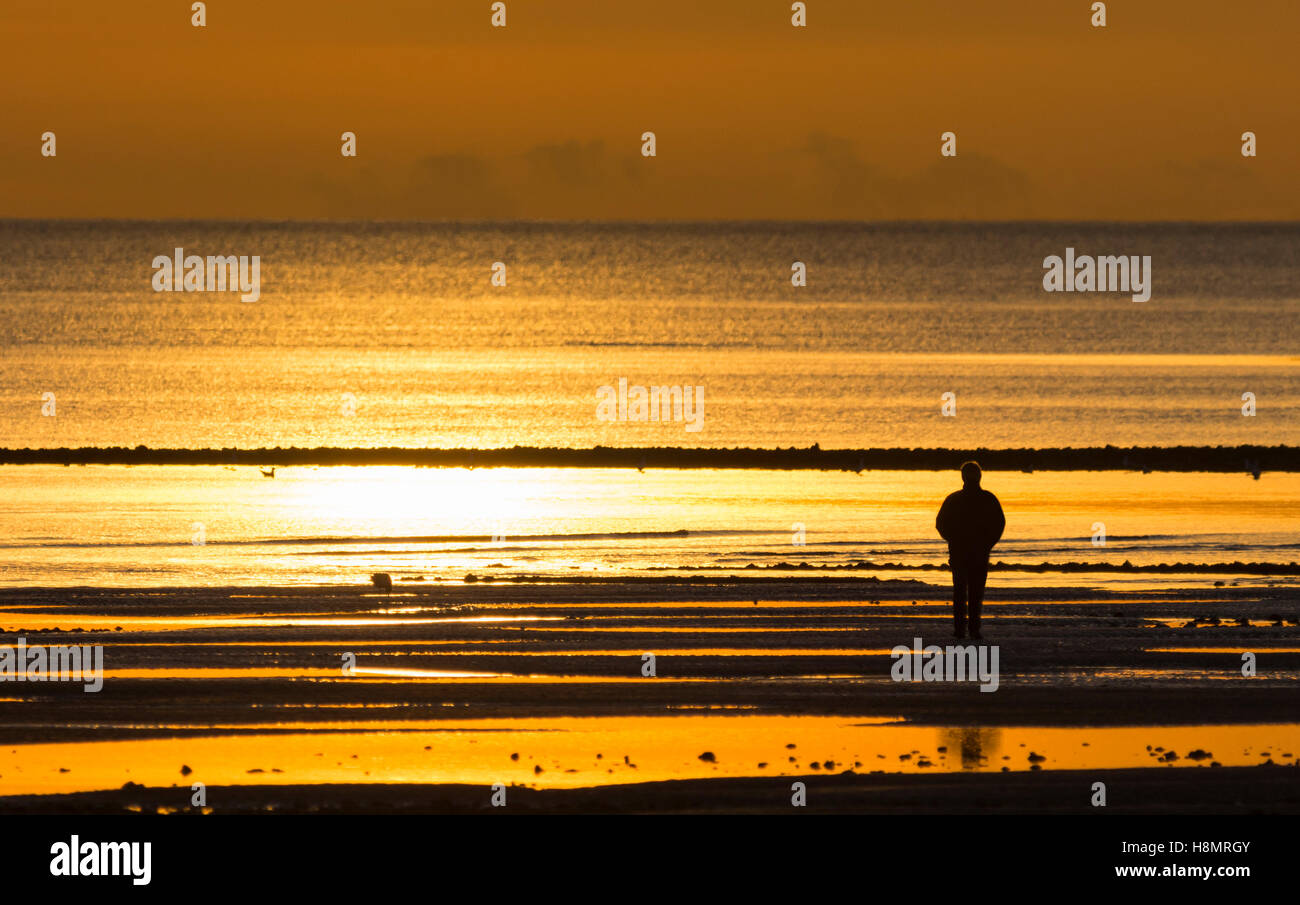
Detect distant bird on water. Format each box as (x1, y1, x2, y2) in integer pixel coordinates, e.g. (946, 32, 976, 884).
(260, 467, 276, 478)
(370, 572, 393, 591)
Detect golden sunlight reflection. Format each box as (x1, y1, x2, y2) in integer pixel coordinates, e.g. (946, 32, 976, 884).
(4, 466, 1296, 588)
(1, 718, 1296, 797)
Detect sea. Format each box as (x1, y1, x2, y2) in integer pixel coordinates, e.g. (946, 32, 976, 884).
(0, 220, 1296, 587)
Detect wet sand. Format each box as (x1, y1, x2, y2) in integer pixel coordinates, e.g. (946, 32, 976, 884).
(0, 578, 1296, 813)
(5, 767, 1297, 815)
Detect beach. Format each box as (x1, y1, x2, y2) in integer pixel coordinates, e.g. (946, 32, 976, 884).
(5, 1, 1299, 883)
(1, 577, 1296, 814)
(0, 220, 1296, 818)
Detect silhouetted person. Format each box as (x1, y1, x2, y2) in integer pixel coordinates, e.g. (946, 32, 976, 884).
(936, 461, 1005, 640)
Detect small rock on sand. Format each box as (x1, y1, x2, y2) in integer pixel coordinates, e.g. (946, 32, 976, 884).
(698, 752, 716, 763)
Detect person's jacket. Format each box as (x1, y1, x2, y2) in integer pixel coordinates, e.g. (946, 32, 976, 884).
(936, 486, 1005, 559)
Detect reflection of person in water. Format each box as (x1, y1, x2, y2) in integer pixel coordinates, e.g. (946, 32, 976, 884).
(941, 726, 1003, 771)
(935, 461, 1005, 640)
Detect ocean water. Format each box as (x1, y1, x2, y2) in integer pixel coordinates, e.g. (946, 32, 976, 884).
(2, 222, 1296, 588)
(1, 220, 1297, 449)
(1, 465, 1295, 588)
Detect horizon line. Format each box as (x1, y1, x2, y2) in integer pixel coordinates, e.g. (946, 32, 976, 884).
(3, 217, 1299, 227)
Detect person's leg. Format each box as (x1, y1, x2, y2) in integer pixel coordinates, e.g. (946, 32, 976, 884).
(951, 560, 968, 638)
(967, 559, 988, 639)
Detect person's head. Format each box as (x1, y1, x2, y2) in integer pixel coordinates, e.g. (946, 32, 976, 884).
(960, 461, 982, 487)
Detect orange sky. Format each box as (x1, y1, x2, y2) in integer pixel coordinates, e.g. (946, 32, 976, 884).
(2, 0, 1297, 220)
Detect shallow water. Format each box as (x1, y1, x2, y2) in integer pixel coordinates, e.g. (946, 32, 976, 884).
(1, 716, 1295, 797)
(0, 465, 1295, 589)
